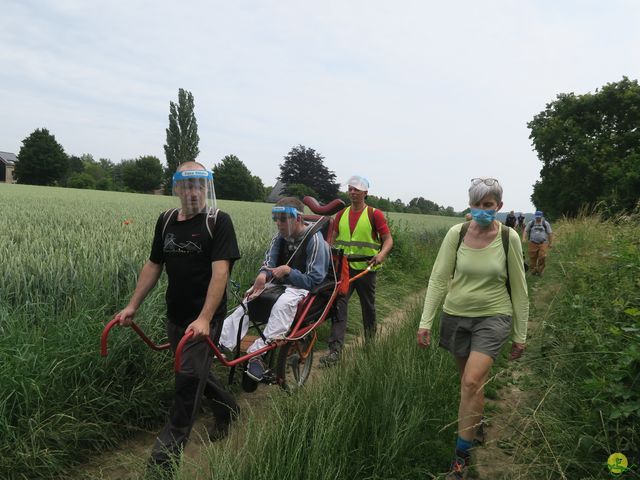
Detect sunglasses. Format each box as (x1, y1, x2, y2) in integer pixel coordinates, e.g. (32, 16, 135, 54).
(471, 178, 499, 186)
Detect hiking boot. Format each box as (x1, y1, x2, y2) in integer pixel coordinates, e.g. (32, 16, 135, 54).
(246, 357, 266, 382)
(207, 419, 231, 442)
(445, 453, 469, 479)
(319, 350, 340, 367)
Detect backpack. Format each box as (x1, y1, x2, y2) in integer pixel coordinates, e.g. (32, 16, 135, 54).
(453, 222, 527, 300)
(161, 207, 219, 241)
(526, 219, 551, 234)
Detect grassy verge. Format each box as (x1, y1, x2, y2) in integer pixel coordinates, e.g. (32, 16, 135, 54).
(511, 214, 640, 479)
(193, 304, 460, 480)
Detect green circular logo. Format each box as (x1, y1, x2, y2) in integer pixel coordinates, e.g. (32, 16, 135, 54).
(608, 453, 628, 476)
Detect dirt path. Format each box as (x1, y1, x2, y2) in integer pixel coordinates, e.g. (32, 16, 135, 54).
(77, 290, 426, 479)
(470, 277, 563, 480)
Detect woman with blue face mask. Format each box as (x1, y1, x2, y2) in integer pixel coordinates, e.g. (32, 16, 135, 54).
(416, 177, 529, 479)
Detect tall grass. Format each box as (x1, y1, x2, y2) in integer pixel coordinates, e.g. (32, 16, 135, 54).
(512, 214, 640, 479)
(0, 185, 268, 479)
(193, 306, 460, 480)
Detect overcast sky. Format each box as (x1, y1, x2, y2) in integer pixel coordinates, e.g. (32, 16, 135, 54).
(1, 0, 639, 211)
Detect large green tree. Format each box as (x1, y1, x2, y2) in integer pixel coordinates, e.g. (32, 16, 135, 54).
(528, 77, 640, 218)
(14, 128, 69, 185)
(122, 155, 164, 192)
(164, 88, 200, 192)
(68, 155, 84, 174)
(279, 145, 339, 202)
(213, 155, 265, 201)
(408, 197, 442, 215)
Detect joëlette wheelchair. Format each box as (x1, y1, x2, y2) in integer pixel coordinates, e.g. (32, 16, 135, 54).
(100, 196, 373, 393)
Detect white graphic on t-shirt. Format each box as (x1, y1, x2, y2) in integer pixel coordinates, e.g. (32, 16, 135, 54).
(164, 233, 203, 254)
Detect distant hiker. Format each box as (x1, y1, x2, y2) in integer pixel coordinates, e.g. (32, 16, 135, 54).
(504, 210, 517, 228)
(416, 177, 529, 479)
(523, 210, 553, 276)
(219, 197, 330, 382)
(465, 213, 472, 221)
(320, 175, 394, 366)
(516, 212, 526, 231)
(114, 161, 240, 476)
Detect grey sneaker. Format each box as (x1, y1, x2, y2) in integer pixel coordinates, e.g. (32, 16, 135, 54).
(246, 357, 266, 382)
(319, 350, 340, 367)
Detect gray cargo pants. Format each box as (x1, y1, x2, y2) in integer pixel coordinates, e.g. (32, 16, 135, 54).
(327, 268, 377, 353)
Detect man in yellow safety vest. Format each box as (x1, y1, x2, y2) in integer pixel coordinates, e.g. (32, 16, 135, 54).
(320, 175, 394, 366)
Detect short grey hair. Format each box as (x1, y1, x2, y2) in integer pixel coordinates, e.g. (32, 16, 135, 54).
(468, 178, 503, 205)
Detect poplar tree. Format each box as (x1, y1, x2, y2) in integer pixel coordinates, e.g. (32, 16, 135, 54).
(164, 88, 200, 192)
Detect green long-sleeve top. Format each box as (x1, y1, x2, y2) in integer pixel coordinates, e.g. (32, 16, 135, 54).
(420, 223, 529, 344)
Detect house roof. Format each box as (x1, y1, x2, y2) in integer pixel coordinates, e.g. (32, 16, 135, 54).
(266, 179, 286, 203)
(0, 152, 17, 166)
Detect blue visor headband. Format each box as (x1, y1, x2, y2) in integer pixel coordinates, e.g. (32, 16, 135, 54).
(271, 206, 299, 219)
(173, 170, 213, 183)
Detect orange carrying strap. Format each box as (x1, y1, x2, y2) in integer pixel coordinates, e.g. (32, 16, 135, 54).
(335, 251, 350, 296)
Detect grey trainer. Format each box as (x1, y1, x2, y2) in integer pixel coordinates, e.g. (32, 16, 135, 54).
(319, 350, 340, 367)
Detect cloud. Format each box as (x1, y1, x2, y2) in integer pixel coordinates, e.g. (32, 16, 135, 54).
(1, 0, 639, 210)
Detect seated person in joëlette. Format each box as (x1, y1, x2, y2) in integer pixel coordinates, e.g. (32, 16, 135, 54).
(219, 197, 330, 381)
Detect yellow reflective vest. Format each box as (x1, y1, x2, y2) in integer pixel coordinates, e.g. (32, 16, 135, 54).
(334, 206, 382, 271)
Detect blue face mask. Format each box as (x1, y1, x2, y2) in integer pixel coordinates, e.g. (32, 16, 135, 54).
(470, 208, 496, 226)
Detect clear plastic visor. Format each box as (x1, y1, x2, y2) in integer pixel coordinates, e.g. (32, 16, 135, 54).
(172, 170, 217, 217)
(271, 206, 302, 240)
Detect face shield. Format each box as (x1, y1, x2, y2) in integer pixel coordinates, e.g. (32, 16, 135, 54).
(271, 205, 302, 240)
(172, 169, 217, 217)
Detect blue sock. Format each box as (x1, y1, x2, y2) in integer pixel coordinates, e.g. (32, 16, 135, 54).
(456, 436, 473, 456)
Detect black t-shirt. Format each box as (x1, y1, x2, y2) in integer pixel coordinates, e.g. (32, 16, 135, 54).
(149, 210, 241, 327)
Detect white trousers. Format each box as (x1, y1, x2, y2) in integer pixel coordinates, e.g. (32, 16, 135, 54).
(219, 284, 308, 353)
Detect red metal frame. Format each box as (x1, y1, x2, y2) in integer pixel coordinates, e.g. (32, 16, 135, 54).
(100, 196, 373, 382)
(100, 317, 170, 357)
(100, 254, 370, 374)
(173, 262, 373, 373)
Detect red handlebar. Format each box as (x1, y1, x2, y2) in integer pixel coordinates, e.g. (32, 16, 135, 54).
(100, 317, 171, 357)
(174, 330, 217, 373)
(302, 196, 346, 215)
(348, 267, 372, 283)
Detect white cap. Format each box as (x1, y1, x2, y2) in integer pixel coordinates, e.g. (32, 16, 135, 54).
(345, 175, 370, 192)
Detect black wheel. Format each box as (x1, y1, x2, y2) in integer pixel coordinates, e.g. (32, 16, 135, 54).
(275, 332, 316, 392)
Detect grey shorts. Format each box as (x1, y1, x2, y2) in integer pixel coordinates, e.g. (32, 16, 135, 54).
(438, 312, 512, 359)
